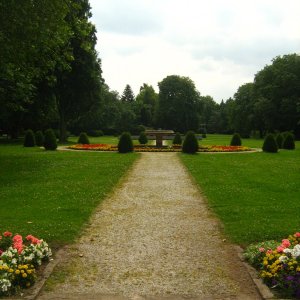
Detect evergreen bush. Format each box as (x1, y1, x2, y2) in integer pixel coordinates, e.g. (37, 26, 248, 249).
(282, 132, 295, 150)
(24, 129, 36, 147)
(118, 132, 133, 153)
(230, 133, 242, 146)
(275, 133, 283, 149)
(78, 132, 90, 144)
(173, 132, 182, 145)
(44, 129, 57, 150)
(262, 134, 278, 153)
(35, 130, 44, 146)
(182, 131, 198, 154)
(138, 131, 148, 144)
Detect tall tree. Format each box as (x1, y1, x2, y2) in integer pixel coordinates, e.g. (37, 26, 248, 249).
(121, 84, 135, 102)
(157, 75, 200, 132)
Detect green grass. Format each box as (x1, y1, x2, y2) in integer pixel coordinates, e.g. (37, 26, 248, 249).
(180, 141, 300, 246)
(0, 144, 138, 247)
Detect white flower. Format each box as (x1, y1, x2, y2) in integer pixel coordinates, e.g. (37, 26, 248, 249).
(291, 244, 300, 258)
(279, 255, 289, 262)
(283, 248, 292, 254)
(0, 278, 11, 292)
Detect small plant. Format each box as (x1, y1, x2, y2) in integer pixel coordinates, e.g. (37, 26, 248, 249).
(78, 132, 90, 144)
(173, 132, 182, 145)
(35, 131, 44, 147)
(230, 133, 242, 146)
(262, 134, 278, 153)
(23, 130, 35, 147)
(44, 129, 57, 150)
(182, 131, 198, 154)
(276, 133, 283, 149)
(118, 132, 133, 153)
(282, 132, 295, 150)
(138, 131, 148, 144)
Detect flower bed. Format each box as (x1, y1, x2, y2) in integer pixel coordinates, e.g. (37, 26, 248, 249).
(68, 144, 251, 153)
(0, 231, 52, 296)
(244, 232, 300, 298)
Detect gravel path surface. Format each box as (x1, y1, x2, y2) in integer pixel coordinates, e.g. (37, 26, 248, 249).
(39, 153, 260, 300)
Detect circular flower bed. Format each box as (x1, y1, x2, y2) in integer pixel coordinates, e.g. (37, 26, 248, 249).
(0, 231, 52, 296)
(68, 144, 252, 153)
(244, 232, 300, 298)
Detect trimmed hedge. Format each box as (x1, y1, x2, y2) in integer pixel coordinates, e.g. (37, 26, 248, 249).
(262, 134, 278, 153)
(282, 133, 295, 150)
(24, 130, 36, 147)
(118, 132, 133, 153)
(35, 130, 44, 147)
(173, 132, 182, 145)
(230, 133, 242, 146)
(182, 131, 198, 154)
(44, 129, 57, 150)
(138, 132, 148, 144)
(78, 132, 90, 144)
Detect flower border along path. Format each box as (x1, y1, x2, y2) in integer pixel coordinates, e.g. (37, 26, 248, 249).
(38, 153, 261, 299)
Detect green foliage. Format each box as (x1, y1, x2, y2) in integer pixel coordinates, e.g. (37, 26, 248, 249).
(262, 134, 278, 153)
(121, 84, 135, 102)
(87, 130, 103, 137)
(78, 132, 90, 144)
(44, 129, 57, 150)
(23, 130, 36, 147)
(230, 133, 242, 146)
(282, 132, 295, 150)
(138, 132, 148, 144)
(182, 131, 198, 154)
(173, 132, 182, 145)
(275, 133, 283, 149)
(35, 131, 44, 146)
(118, 132, 134, 153)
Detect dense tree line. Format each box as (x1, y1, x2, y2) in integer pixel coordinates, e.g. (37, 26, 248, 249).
(0, 1, 299, 140)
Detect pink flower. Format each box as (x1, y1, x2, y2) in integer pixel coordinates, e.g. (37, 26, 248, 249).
(294, 232, 300, 238)
(3, 231, 12, 237)
(277, 246, 285, 253)
(259, 247, 265, 253)
(13, 235, 23, 254)
(266, 249, 273, 255)
(281, 239, 291, 248)
(26, 235, 40, 245)
(0, 249, 3, 255)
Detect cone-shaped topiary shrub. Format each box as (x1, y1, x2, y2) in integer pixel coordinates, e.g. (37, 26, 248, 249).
(276, 133, 283, 149)
(230, 133, 242, 146)
(173, 132, 182, 145)
(78, 132, 90, 144)
(118, 132, 133, 153)
(282, 132, 295, 150)
(35, 130, 44, 147)
(182, 131, 198, 154)
(262, 134, 278, 153)
(138, 131, 148, 144)
(24, 129, 36, 147)
(44, 129, 57, 150)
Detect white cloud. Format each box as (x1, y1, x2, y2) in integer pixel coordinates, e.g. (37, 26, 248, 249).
(90, 0, 300, 102)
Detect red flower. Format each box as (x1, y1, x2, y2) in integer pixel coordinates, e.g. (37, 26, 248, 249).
(3, 231, 12, 237)
(13, 234, 23, 254)
(26, 235, 41, 245)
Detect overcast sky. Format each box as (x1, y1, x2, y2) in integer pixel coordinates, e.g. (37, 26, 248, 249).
(89, 0, 300, 103)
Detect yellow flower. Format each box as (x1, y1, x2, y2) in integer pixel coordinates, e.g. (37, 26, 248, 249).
(24, 265, 28, 269)
(22, 273, 27, 278)
(21, 270, 24, 274)
(15, 270, 20, 275)
(9, 268, 13, 273)
(27, 270, 32, 274)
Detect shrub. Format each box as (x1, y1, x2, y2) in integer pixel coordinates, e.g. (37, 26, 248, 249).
(230, 133, 242, 146)
(282, 132, 295, 150)
(262, 134, 278, 153)
(78, 132, 90, 144)
(275, 133, 283, 149)
(88, 129, 103, 137)
(23, 130, 36, 147)
(35, 130, 44, 146)
(118, 132, 133, 153)
(173, 132, 182, 145)
(138, 131, 148, 144)
(182, 131, 198, 154)
(202, 133, 207, 138)
(44, 129, 57, 150)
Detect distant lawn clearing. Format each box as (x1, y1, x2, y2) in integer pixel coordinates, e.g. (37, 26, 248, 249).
(180, 145, 300, 246)
(0, 144, 138, 247)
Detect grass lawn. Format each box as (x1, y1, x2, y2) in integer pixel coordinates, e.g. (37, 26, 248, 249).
(180, 137, 300, 246)
(0, 143, 138, 247)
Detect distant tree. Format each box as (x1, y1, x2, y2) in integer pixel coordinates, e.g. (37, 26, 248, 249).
(121, 84, 135, 102)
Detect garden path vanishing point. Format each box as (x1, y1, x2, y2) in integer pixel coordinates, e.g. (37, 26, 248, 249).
(38, 153, 261, 300)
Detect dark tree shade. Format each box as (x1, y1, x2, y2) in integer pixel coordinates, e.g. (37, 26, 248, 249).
(262, 134, 278, 153)
(44, 129, 57, 150)
(24, 130, 36, 147)
(276, 133, 283, 149)
(118, 132, 133, 153)
(138, 132, 148, 144)
(173, 132, 182, 145)
(78, 132, 90, 144)
(182, 131, 198, 154)
(282, 133, 295, 150)
(35, 130, 44, 146)
(230, 133, 242, 146)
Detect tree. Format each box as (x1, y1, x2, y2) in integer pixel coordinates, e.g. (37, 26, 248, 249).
(157, 75, 200, 132)
(121, 84, 135, 102)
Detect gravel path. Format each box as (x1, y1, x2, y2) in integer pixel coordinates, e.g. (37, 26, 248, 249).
(39, 153, 260, 300)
